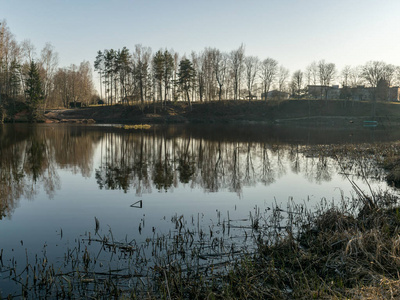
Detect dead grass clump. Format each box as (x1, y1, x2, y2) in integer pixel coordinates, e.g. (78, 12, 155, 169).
(315, 208, 357, 232)
(248, 191, 400, 299)
(347, 278, 400, 300)
(299, 209, 356, 255)
(381, 154, 400, 187)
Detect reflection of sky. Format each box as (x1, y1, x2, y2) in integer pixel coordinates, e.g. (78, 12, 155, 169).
(1, 146, 393, 253)
(0, 128, 398, 295)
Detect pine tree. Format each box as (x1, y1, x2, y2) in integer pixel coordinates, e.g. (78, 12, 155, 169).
(152, 50, 164, 104)
(178, 58, 195, 108)
(25, 61, 44, 122)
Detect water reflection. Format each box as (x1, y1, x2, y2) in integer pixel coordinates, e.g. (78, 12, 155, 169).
(0, 125, 101, 218)
(0, 124, 395, 220)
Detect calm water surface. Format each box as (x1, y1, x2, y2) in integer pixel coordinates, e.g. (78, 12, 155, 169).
(0, 123, 398, 295)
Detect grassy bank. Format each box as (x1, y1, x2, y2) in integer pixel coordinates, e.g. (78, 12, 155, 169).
(39, 99, 400, 125)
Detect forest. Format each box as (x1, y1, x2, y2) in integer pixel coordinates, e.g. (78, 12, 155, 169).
(1, 19, 400, 122)
(0, 20, 95, 121)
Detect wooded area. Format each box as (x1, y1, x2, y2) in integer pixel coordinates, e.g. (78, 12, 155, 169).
(1, 19, 400, 122)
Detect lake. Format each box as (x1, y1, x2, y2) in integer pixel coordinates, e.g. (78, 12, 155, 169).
(0, 123, 398, 297)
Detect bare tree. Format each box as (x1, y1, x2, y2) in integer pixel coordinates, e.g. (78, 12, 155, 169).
(277, 66, 289, 99)
(0, 20, 22, 110)
(259, 58, 278, 102)
(53, 62, 94, 108)
(133, 44, 152, 105)
(361, 60, 391, 114)
(21, 39, 36, 64)
(201, 48, 216, 101)
(382, 63, 396, 86)
(341, 65, 351, 87)
(94, 50, 105, 102)
(172, 51, 179, 101)
(191, 51, 205, 102)
(349, 66, 363, 87)
(318, 60, 336, 99)
(77, 61, 94, 106)
(39, 43, 58, 110)
(362, 61, 386, 88)
(230, 44, 245, 100)
(211, 49, 228, 101)
(305, 61, 318, 86)
(244, 55, 259, 101)
(394, 67, 400, 87)
(291, 70, 303, 99)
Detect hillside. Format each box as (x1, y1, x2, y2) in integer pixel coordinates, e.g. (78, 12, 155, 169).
(36, 99, 400, 126)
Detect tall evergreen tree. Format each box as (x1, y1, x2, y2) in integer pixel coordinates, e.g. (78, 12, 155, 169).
(163, 50, 174, 105)
(152, 50, 164, 104)
(178, 58, 195, 108)
(25, 60, 44, 121)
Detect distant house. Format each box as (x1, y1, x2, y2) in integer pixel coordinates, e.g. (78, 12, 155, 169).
(307, 82, 400, 102)
(245, 94, 258, 100)
(307, 85, 331, 99)
(261, 90, 290, 100)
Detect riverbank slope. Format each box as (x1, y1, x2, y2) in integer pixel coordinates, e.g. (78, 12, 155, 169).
(36, 99, 400, 126)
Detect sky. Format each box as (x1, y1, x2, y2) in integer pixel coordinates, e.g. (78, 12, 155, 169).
(3, 0, 400, 87)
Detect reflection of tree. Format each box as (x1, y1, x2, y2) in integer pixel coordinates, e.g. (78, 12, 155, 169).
(271, 144, 286, 178)
(244, 143, 256, 186)
(153, 162, 173, 191)
(315, 156, 332, 183)
(93, 129, 389, 199)
(94, 132, 339, 195)
(153, 138, 173, 191)
(0, 125, 100, 218)
(26, 138, 47, 182)
(260, 143, 275, 185)
(177, 137, 196, 184)
(96, 131, 152, 195)
(132, 133, 151, 195)
(96, 164, 132, 192)
(52, 126, 99, 177)
(289, 144, 301, 174)
(229, 143, 242, 194)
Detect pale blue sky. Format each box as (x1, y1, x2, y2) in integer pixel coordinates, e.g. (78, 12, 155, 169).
(3, 0, 400, 83)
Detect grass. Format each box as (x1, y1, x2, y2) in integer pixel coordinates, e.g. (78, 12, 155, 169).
(124, 124, 152, 130)
(115, 124, 152, 130)
(22, 98, 400, 124)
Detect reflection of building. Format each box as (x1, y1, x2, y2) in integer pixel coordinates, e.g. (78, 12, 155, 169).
(307, 81, 400, 101)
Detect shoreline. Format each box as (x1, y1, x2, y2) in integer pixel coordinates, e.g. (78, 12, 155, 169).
(4, 99, 400, 127)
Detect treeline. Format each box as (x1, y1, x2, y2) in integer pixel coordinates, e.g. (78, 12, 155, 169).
(0, 20, 95, 121)
(3, 18, 400, 120)
(95, 43, 400, 105)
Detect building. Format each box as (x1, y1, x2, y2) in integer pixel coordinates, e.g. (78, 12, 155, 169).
(307, 82, 400, 102)
(261, 90, 290, 100)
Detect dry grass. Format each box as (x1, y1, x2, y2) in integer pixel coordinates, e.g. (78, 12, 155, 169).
(117, 124, 152, 130)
